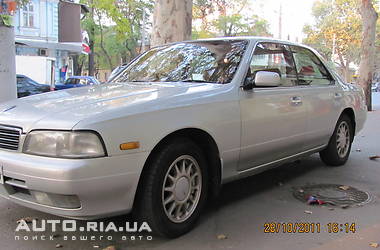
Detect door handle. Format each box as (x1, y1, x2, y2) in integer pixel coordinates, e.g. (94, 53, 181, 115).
(290, 96, 302, 106)
(334, 93, 343, 99)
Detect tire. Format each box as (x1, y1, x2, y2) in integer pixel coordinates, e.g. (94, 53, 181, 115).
(319, 114, 353, 166)
(136, 137, 208, 238)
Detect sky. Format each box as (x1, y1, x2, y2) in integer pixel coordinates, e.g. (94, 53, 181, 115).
(250, 0, 316, 42)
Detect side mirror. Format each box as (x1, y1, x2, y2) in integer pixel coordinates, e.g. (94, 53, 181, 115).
(254, 71, 281, 87)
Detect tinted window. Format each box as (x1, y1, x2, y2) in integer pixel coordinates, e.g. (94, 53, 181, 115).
(249, 43, 297, 87)
(17, 77, 34, 88)
(112, 40, 248, 84)
(290, 46, 332, 85)
(17, 77, 25, 86)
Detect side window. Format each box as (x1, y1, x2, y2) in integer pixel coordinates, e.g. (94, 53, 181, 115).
(16, 78, 24, 87)
(291, 46, 332, 86)
(249, 43, 297, 87)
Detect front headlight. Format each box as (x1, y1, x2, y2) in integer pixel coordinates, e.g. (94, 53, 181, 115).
(23, 131, 106, 158)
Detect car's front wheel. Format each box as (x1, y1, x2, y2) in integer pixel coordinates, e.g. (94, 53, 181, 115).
(319, 114, 353, 166)
(136, 138, 208, 238)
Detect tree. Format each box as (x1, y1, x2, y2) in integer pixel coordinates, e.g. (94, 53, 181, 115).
(72, 54, 85, 76)
(94, 8, 114, 70)
(151, 0, 193, 47)
(82, 0, 128, 75)
(0, 1, 18, 103)
(192, 0, 271, 39)
(80, 0, 154, 74)
(213, 14, 270, 37)
(193, 0, 213, 31)
(115, 0, 154, 62)
(303, 0, 362, 82)
(358, 0, 378, 111)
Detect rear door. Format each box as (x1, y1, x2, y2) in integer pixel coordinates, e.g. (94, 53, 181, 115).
(290, 46, 342, 150)
(238, 42, 309, 171)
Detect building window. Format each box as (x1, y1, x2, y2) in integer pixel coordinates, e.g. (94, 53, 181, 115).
(22, 3, 35, 27)
(16, 46, 39, 56)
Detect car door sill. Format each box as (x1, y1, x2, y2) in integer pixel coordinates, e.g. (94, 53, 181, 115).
(237, 145, 327, 179)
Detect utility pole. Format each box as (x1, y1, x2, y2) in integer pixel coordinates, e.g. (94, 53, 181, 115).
(331, 0, 336, 62)
(0, 0, 17, 103)
(141, 8, 146, 53)
(88, 0, 95, 76)
(332, 33, 336, 61)
(278, 4, 282, 40)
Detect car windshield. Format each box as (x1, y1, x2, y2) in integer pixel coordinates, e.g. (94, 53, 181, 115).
(112, 40, 248, 84)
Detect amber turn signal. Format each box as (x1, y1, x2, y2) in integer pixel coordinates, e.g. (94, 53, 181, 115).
(120, 142, 140, 150)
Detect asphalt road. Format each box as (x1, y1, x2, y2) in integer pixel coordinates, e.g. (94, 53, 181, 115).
(1, 93, 379, 250)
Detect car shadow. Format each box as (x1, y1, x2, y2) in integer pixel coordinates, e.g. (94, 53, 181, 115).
(204, 155, 323, 214)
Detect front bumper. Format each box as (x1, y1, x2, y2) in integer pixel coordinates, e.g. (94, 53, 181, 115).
(0, 150, 149, 219)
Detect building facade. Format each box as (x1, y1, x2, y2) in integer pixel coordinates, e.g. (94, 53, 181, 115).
(13, 0, 83, 86)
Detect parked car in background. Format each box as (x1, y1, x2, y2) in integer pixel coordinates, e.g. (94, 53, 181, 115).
(372, 82, 380, 92)
(0, 38, 367, 238)
(55, 76, 101, 90)
(16, 74, 51, 98)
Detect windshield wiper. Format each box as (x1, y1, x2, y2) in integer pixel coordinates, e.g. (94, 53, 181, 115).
(180, 79, 210, 83)
(122, 80, 149, 83)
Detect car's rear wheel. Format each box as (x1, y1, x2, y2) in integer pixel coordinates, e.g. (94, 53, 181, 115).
(136, 138, 208, 238)
(319, 114, 353, 166)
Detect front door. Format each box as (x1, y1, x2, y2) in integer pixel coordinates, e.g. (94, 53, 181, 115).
(238, 42, 308, 171)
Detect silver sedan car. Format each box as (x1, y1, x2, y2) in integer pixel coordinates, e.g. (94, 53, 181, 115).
(0, 37, 367, 237)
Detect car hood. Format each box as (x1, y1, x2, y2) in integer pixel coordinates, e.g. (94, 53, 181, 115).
(0, 82, 222, 132)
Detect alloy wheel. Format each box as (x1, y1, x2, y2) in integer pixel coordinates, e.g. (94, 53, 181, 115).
(162, 155, 202, 223)
(336, 121, 350, 158)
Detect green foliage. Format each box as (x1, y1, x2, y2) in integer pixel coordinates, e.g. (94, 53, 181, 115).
(192, 28, 214, 40)
(193, 0, 271, 38)
(80, 0, 154, 71)
(213, 14, 271, 37)
(80, 0, 269, 71)
(303, 0, 362, 66)
(0, 14, 12, 27)
(213, 14, 249, 36)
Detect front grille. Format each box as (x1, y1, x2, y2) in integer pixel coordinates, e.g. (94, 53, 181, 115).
(0, 125, 21, 151)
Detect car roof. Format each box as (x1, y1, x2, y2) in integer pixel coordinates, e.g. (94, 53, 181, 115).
(181, 36, 314, 51)
(194, 36, 288, 43)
